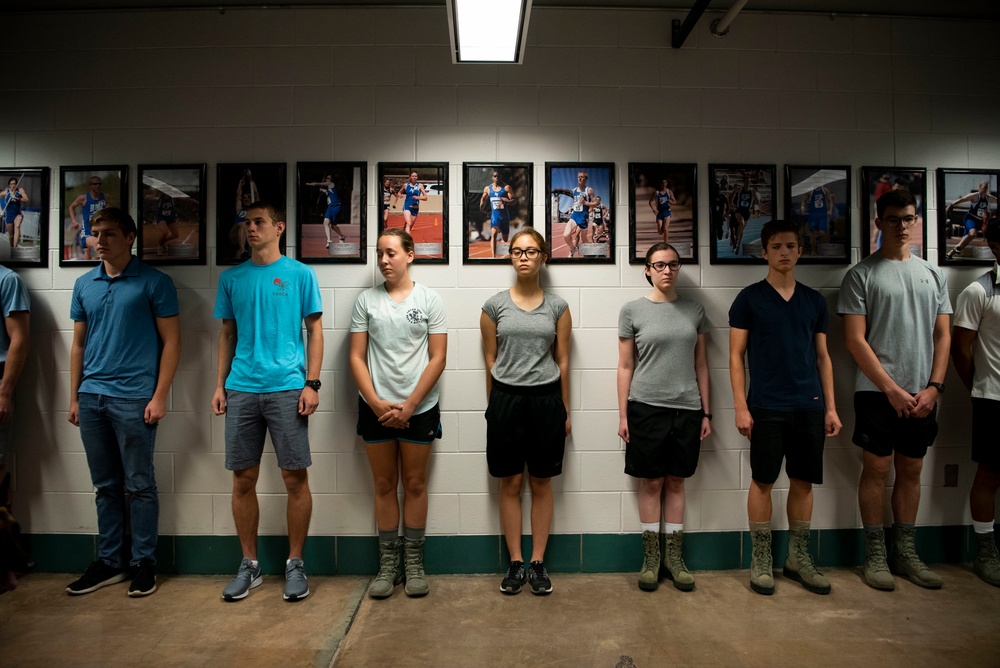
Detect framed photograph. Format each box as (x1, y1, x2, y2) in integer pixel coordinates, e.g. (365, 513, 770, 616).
(296, 162, 367, 264)
(783, 165, 852, 264)
(462, 163, 533, 263)
(545, 162, 615, 263)
(136, 164, 206, 265)
(861, 167, 927, 259)
(0, 167, 49, 267)
(628, 163, 697, 264)
(708, 164, 776, 264)
(59, 165, 128, 266)
(378, 163, 448, 264)
(937, 168, 998, 266)
(216, 163, 286, 265)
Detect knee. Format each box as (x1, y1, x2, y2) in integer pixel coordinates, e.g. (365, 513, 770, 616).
(863, 457, 893, 481)
(281, 469, 309, 495)
(402, 473, 427, 498)
(750, 480, 774, 495)
(893, 457, 923, 484)
(789, 478, 813, 494)
(528, 476, 552, 497)
(232, 470, 259, 497)
(500, 474, 523, 497)
(664, 476, 685, 495)
(640, 478, 664, 495)
(372, 475, 398, 498)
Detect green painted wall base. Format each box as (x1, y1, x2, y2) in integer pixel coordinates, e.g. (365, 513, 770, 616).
(23, 526, 991, 576)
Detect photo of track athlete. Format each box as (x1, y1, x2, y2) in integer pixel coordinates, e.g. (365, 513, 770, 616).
(546, 163, 614, 262)
(942, 173, 998, 262)
(785, 166, 851, 263)
(0, 169, 47, 264)
(138, 165, 205, 263)
(70, 177, 108, 261)
(216, 163, 286, 266)
(1, 177, 27, 250)
(480, 171, 515, 258)
(464, 165, 532, 262)
(862, 167, 926, 259)
(629, 164, 697, 262)
(61, 167, 125, 264)
(296, 163, 365, 262)
(709, 165, 776, 263)
(379, 164, 447, 262)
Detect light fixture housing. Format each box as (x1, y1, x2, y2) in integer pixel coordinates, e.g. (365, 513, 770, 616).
(446, 0, 532, 64)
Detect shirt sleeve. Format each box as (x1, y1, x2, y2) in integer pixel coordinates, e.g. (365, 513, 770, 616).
(814, 291, 829, 335)
(425, 289, 448, 334)
(350, 289, 370, 333)
(0, 272, 29, 316)
(728, 288, 752, 329)
(933, 266, 953, 315)
(482, 294, 500, 324)
(695, 301, 709, 335)
(70, 277, 87, 322)
(301, 266, 323, 318)
(213, 273, 234, 320)
(836, 265, 867, 316)
(953, 282, 985, 331)
(617, 302, 634, 339)
(150, 272, 180, 318)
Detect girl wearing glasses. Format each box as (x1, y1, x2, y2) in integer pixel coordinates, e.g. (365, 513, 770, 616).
(618, 242, 711, 592)
(350, 228, 448, 600)
(480, 228, 571, 596)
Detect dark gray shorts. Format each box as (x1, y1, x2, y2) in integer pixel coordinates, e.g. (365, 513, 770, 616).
(224, 389, 311, 471)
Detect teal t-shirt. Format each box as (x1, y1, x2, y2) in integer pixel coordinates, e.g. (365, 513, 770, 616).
(214, 256, 322, 393)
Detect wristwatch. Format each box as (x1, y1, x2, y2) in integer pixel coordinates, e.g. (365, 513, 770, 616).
(926, 382, 945, 393)
(305, 379, 322, 391)
(703, 412, 713, 421)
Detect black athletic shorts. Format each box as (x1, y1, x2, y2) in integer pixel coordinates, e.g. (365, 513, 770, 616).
(357, 396, 441, 444)
(852, 391, 937, 459)
(972, 398, 1000, 470)
(624, 401, 702, 479)
(486, 379, 566, 479)
(750, 409, 825, 485)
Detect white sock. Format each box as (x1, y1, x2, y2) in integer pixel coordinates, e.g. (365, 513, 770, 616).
(250, 559, 259, 568)
(974, 520, 995, 535)
(640, 522, 659, 533)
(663, 523, 683, 534)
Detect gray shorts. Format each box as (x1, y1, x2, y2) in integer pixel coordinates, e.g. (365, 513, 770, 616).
(224, 389, 312, 471)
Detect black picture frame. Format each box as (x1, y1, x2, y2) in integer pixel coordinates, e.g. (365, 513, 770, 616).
(860, 167, 927, 260)
(462, 163, 533, 263)
(296, 162, 367, 264)
(937, 168, 998, 266)
(628, 163, 697, 264)
(378, 162, 449, 264)
(216, 163, 287, 265)
(136, 164, 207, 265)
(545, 162, 615, 264)
(0, 167, 49, 267)
(59, 165, 128, 266)
(783, 165, 852, 265)
(708, 164, 776, 264)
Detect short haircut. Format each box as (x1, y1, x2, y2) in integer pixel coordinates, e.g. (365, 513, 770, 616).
(986, 219, 1000, 244)
(509, 227, 548, 257)
(759, 219, 801, 248)
(246, 200, 285, 224)
(876, 189, 917, 218)
(643, 242, 679, 286)
(378, 227, 414, 254)
(90, 207, 137, 237)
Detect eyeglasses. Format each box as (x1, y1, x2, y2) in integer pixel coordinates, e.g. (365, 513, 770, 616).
(882, 215, 918, 228)
(647, 261, 680, 272)
(90, 181, 102, 186)
(510, 247, 541, 259)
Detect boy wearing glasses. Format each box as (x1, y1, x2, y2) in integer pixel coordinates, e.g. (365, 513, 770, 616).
(729, 219, 841, 595)
(838, 188, 951, 591)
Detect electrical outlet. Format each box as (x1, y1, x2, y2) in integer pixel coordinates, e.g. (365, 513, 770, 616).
(944, 464, 959, 488)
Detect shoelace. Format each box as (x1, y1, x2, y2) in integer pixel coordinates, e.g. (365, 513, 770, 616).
(866, 537, 890, 572)
(751, 534, 771, 574)
(643, 537, 659, 569)
(375, 544, 398, 581)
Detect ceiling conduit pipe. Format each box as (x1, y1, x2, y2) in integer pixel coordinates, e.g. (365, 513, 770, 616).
(711, 0, 750, 38)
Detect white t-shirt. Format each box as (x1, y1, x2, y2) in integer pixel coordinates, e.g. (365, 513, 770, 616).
(351, 282, 447, 413)
(954, 264, 1000, 401)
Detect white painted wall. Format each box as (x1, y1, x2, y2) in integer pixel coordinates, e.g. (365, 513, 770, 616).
(5, 6, 998, 538)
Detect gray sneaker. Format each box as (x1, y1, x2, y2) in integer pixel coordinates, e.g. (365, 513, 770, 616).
(283, 558, 310, 602)
(222, 557, 263, 601)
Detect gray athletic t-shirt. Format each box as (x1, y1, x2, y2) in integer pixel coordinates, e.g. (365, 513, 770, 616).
(837, 253, 952, 394)
(483, 290, 569, 386)
(618, 296, 708, 410)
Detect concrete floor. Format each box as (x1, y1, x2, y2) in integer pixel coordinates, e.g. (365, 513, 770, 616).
(1, 566, 999, 667)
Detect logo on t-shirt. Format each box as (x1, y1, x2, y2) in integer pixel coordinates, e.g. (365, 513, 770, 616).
(272, 277, 289, 296)
(406, 308, 424, 324)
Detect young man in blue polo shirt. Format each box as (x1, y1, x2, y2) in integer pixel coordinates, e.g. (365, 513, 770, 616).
(213, 201, 323, 603)
(66, 208, 180, 598)
(729, 219, 841, 595)
(0, 262, 30, 532)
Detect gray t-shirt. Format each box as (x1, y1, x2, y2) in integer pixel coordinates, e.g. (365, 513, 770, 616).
(351, 282, 447, 413)
(837, 253, 952, 394)
(619, 296, 708, 410)
(483, 289, 569, 386)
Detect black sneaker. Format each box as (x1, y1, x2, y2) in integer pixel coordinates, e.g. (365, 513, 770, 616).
(500, 560, 527, 595)
(66, 560, 127, 595)
(528, 560, 552, 595)
(127, 560, 157, 598)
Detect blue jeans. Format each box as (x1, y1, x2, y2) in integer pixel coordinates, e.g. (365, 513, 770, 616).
(78, 393, 159, 568)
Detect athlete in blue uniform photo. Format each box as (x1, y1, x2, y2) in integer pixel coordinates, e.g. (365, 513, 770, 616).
(563, 171, 595, 258)
(479, 170, 515, 258)
(729, 173, 760, 255)
(649, 179, 676, 244)
(230, 171, 258, 260)
(1, 177, 28, 248)
(155, 192, 177, 255)
(590, 195, 610, 244)
(70, 176, 108, 260)
(396, 172, 427, 235)
(946, 181, 997, 260)
(306, 174, 346, 248)
(800, 185, 834, 256)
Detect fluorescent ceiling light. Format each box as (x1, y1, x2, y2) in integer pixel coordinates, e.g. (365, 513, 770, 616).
(447, 0, 531, 64)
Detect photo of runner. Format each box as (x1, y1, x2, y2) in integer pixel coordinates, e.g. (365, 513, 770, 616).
(216, 163, 286, 265)
(296, 162, 366, 264)
(861, 167, 926, 259)
(60, 165, 127, 266)
(784, 165, 851, 265)
(0, 167, 48, 266)
(137, 164, 206, 265)
(628, 163, 697, 264)
(463, 163, 532, 263)
(378, 163, 448, 264)
(708, 164, 775, 264)
(938, 169, 998, 266)
(545, 163, 615, 263)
